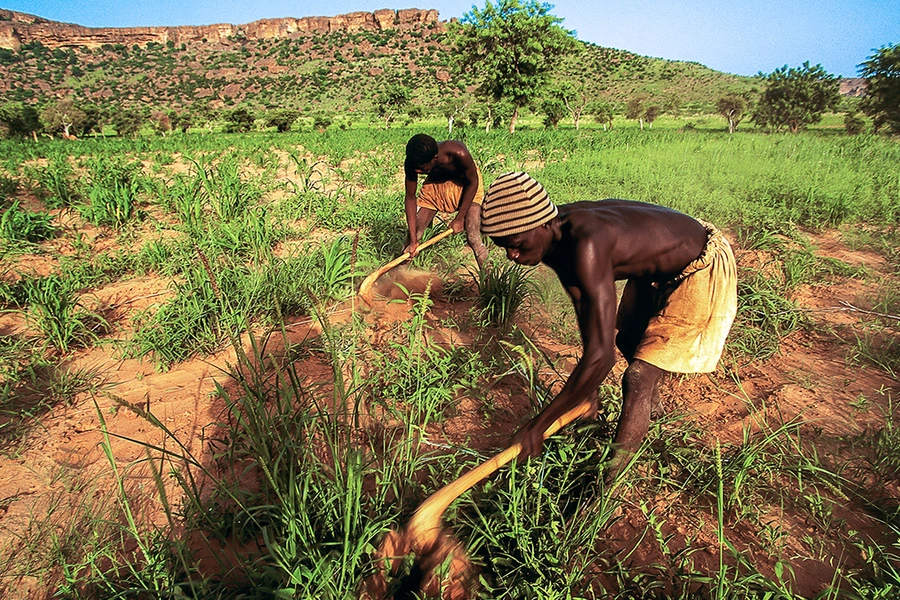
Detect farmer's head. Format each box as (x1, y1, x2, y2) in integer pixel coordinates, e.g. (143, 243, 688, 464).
(481, 172, 558, 266)
(405, 133, 439, 173)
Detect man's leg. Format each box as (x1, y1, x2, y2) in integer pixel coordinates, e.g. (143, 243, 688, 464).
(608, 278, 664, 480)
(405, 206, 437, 248)
(606, 359, 664, 483)
(616, 359, 664, 452)
(464, 204, 489, 267)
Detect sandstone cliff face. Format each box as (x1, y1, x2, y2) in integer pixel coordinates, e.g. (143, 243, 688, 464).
(839, 78, 868, 98)
(0, 8, 441, 51)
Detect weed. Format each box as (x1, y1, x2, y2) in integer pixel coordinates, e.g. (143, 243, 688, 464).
(22, 274, 107, 352)
(79, 159, 146, 228)
(473, 261, 534, 330)
(0, 201, 56, 243)
(320, 234, 361, 301)
(31, 156, 79, 209)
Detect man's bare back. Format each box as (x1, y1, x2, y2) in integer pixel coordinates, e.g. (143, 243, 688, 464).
(481, 173, 737, 467)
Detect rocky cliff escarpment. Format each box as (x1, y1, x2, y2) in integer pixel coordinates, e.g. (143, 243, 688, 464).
(0, 8, 441, 51)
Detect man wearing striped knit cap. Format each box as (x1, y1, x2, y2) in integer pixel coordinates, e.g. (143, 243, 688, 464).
(481, 172, 738, 474)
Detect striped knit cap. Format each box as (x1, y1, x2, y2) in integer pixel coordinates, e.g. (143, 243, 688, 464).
(481, 172, 558, 237)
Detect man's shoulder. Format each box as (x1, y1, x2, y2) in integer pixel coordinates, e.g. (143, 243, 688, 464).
(438, 139, 470, 153)
(561, 200, 685, 236)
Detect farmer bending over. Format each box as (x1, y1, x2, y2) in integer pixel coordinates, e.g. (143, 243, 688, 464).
(480, 172, 738, 471)
(403, 134, 488, 267)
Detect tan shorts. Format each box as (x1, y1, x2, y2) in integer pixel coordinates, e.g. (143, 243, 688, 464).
(623, 222, 738, 373)
(417, 169, 484, 213)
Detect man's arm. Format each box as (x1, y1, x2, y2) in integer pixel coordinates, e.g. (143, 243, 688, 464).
(449, 145, 479, 234)
(515, 240, 619, 457)
(404, 174, 420, 255)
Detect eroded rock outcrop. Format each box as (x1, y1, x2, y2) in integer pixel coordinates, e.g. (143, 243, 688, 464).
(0, 8, 441, 51)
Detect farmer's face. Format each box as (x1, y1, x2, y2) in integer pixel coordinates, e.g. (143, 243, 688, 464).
(414, 156, 438, 174)
(492, 224, 551, 266)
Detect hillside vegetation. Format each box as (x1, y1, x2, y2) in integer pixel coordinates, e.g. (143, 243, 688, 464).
(0, 9, 758, 120)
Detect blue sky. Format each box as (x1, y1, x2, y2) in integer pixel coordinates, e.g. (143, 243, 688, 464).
(2, 0, 896, 77)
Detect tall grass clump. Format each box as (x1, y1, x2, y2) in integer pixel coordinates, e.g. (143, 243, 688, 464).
(368, 289, 490, 430)
(30, 155, 79, 209)
(0, 175, 18, 208)
(0, 201, 56, 243)
(79, 158, 147, 228)
(318, 234, 361, 302)
(65, 322, 431, 597)
(459, 427, 615, 597)
(22, 274, 107, 352)
(474, 262, 534, 330)
(127, 263, 228, 367)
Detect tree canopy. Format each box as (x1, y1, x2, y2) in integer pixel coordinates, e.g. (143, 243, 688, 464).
(449, 0, 578, 133)
(751, 62, 840, 133)
(858, 43, 900, 134)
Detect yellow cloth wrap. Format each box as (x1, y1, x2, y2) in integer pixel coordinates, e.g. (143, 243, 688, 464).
(625, 222, 738, 373)
(417, 169, 484, 213)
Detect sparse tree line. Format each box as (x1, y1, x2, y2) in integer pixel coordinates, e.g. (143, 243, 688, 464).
(0, 0, 897, 139)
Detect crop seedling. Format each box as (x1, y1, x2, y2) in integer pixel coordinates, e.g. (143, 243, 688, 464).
(22, 274, 107, 352)
(473, 261, 534, 330)
(0, 201, 57, 243)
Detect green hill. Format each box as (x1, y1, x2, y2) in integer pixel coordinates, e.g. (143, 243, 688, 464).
(0, 9, 759, 128)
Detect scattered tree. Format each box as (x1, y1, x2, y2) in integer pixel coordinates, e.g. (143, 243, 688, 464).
(0, 102, 41, 139)
(225, 107, 255, 133)
(312, 114, 332, 132)
(717, 93, 748, 133)
(751, 62, 841, 133)
(626, 95, 648, 129)
(552, 81, 590, 129)
(643, 104, 660, 128)
(373, 84, 410, 128)
(40, 98, 86, 138)
(111, 107, 144, 137)
(440, 99, 469, 135)
(588, 101, 614, 131)
(151, 110, 172, 135)
(171, 111, 194, 133)
(265, 109, 299, 133)
(539, 95, 567, 129)
(858, 43, 900, 134)
(449, 0, 578, 133)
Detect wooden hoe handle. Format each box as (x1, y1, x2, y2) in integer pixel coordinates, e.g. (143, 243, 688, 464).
(358, 228, 455, 299)
(406, 401, 594, 544)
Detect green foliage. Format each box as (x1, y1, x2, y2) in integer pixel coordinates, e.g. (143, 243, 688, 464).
(0, 102, 41, 138)
(474, 261, 534, 330)
(844, 110, 866, 135)
(264, 108, 299, 132)
(225, 107, 255, 133)
(717, 93, 748, 133)
(30, 156, 79, 209)
(859, 43, 900, 134)
(752, 62, 841, 133)
(318, 234, 361, 301)
(538, 95, 566, 129)
(373, 83, 411, 128)
(39, 97, 86, 137)
(79, 158, 146, 228)
(22, 274, 106, 352)
(0, 201, 56, 243)
(111, 106, 144, 137)
(449, 0, 578, 132)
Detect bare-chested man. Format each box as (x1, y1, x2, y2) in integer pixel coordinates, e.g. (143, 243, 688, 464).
(403, 134, 488, 266)
(480, 172, 738, 469)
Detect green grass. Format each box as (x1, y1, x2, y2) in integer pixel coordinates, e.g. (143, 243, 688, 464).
(0, 125, 898, 598)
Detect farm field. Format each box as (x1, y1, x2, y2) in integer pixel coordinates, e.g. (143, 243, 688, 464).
(1, 123, 899, 599)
